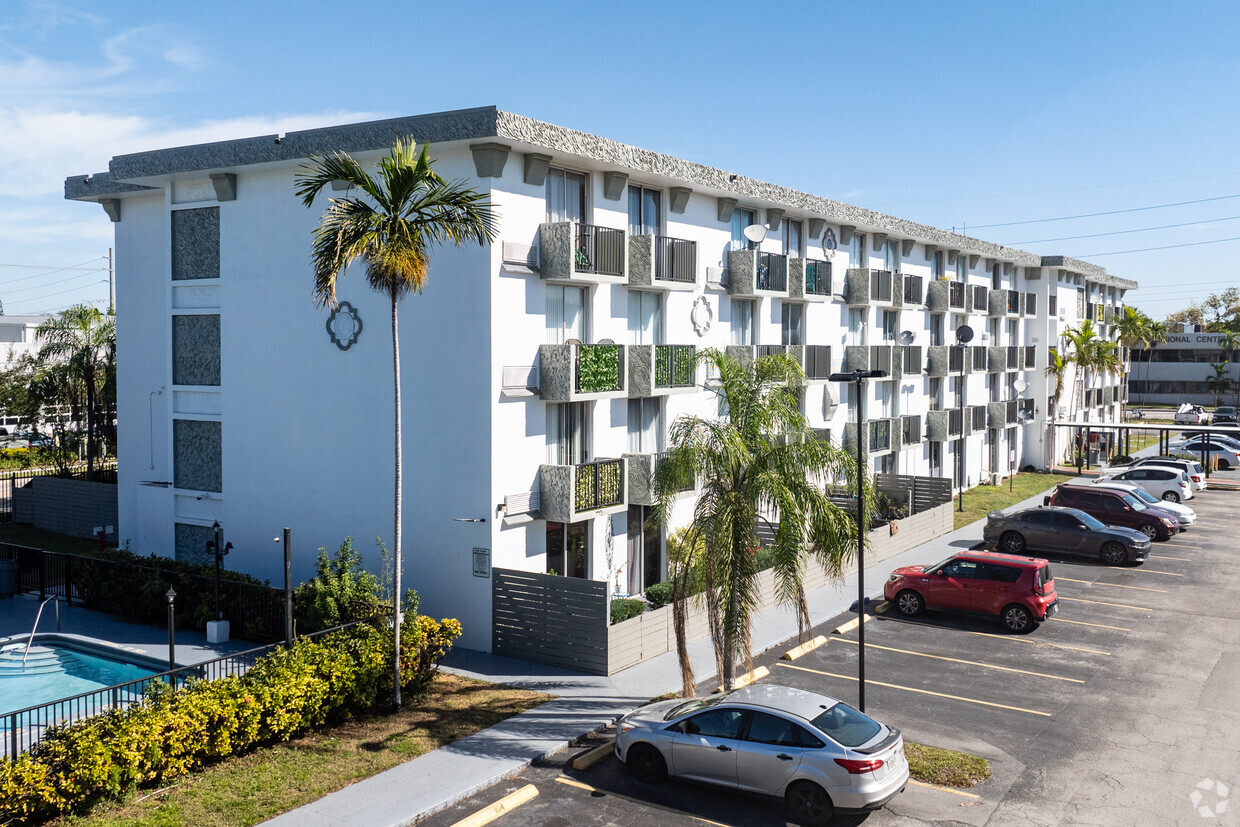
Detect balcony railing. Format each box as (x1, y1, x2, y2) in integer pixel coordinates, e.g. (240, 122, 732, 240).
(949, 408, 964, 437)
(575, 224, 625, 276)
(757, 252, 788, 291)
(1007, 290, 1021, 314)
(803, 344, 832, 379)
(655, 345, 696, 388)
(805, 260, 832, 295)
(1025, 345, 1036, 368)
(575, 459, 625, 513)
(949, 345, 966, 373)
(1006, 346, 1021, 370)
(948, 281, 966, 309)
(970, 405, 987, 431)
(972, 285, 988, 311)
(902, 414, 922, 444)
(971, 346, 987, 371)
(1023, 292, 1037, 316)
(870, 270, 894, 302)
(900, 345, 922, 374)
(870, 345, 894, 375)
(655, 236, 697, 283)
(869, 419, 891, 452)
(1006, 399, 1018, 425)
(904, 274, 924, 304)
(576, 344, 624, 393)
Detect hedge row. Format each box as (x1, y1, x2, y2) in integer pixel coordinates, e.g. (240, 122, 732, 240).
(0, 616, 461, 824)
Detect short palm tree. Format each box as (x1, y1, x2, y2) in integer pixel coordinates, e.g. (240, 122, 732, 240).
(36, 305, 116, 479)
(296, 139, 497, 708)
(1141, 320, 1167, 405)
(653, 350, 861, 692)
(1063, 320, 1102, 419)
(1206, 362, 1231, 407)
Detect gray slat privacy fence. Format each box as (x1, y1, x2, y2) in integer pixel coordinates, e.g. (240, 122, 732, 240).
(492, 568, 609, 674)
(873, 473, 953, 515)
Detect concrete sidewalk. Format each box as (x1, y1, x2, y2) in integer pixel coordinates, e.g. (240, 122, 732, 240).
(262, 483, 1066, 827)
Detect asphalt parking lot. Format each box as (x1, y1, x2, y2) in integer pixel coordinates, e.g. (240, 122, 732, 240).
(420, 488, 1240, 827)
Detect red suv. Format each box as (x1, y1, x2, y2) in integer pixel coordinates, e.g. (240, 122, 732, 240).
(884, 551, 1058, 633)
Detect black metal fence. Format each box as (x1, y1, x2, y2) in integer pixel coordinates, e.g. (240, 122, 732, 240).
(948, 281, 966, 309)
(806, 260, 831, 295)
(574, 458, 624, 512)
(0, 463, 117, 525)
(756, 253, 788, 291)
(574, 224, 625, 276)
(655, 345, 696, 388)
(655, 236, 696, 283)
(0, 545, 285, 643)
(804, 345, 831, 379)
(2, 622, 362, 760)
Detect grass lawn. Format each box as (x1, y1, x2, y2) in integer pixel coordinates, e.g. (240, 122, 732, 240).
(905, 742, 991, 787)
(57, 674, 549, 827)
(952, 471, 1075, 530)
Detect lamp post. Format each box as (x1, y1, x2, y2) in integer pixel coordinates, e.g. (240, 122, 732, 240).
(165, 587, 176, 672)
(829, 368, 887, 713)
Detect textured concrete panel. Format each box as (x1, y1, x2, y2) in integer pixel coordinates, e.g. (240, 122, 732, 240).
(988, 346, 1006, 373)
(989, 289, 1008, 317)
(538, 223, 573, 282)
(172, 207, 220, 281)
(843, 345, 870, 373)
(787, 258, 805, 299)
(988, 401, 1008, 429)
(926, 346, 949, 378)
(844, 269, 870, 306)
(537, 464, 574, 524)
(624, 452, 656, 507)
(174, 418, 222, 493)
(628, 235, 653, 288)
(627, 344, 652, 398)
(172, 314, 221, 386)
(927, 410, 949, 442)
(537, 344, 573, 402)
(926, 280, 949, 314)
(175, 522, 215, 566)
(726, 250, 756, 296)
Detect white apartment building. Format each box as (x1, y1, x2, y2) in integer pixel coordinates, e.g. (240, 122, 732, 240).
(64, 107, 1136, 651)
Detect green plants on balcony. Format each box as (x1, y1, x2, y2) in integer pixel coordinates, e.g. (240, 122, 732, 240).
(576, 344, 621, 393)
(655, 345, 696, 388)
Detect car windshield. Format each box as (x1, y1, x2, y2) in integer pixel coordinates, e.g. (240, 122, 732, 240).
(1122, 494, 1147, 511)
(664, 692, 732, 720)
(921, 553, 960, 574)
(1126, 488, 1158, 505)
(1075, 511, 1106, 531)
(811, 702, 882, 747)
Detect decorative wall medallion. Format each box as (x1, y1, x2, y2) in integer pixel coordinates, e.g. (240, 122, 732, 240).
(691, 296, 713, 337)
(326, 301, 363, 350)
(823, 228, 837, 259)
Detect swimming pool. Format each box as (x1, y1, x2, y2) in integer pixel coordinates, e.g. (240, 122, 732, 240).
(0, 641, 160, 716)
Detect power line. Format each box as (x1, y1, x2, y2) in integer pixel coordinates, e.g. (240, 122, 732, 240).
(1071, 236, 1240, 258)
(1, 270, 107, 296)
(6, 281, 108, 307)
(967, 194, 1240, 231)
(1010, 215, 1240, 245)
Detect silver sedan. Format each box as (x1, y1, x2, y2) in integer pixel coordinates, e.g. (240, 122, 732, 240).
(615, 684, 908, 826)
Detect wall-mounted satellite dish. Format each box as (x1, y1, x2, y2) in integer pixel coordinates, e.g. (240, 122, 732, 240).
(897, 330, 916, 346)
(955, 324, 975, 344)
(743, 224, 768, 244)
(1013, 378, 1028, 394)
(1017, 409, 1034, 422)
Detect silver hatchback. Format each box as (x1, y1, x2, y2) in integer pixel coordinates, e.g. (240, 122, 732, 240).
(615, 684, 908, 825)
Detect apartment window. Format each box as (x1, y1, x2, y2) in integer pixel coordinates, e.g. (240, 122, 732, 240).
(627, 291, 663, 345)
(848, 308, 868, 346)
(929, 440, 942, 476)
(1049, 294, 1058, 316)
(627, 186, 661, 237)
(546, 285, 587, 344)
(880, 309, 898, 342)
(731, 207, 757, 251)
(884, 239, 899, 273)
(930, 315, 944, 347)
(546, 521, 588, 579)
(785, 220, 803, 258)
(929, 378, 943, 411)
(547, 402, 589, 466)
(992, 262, 1001, 290)
(781, 302, 805, 346)
(949, 376, 964, 408)
(931, 250, 944, 279)
(627, 398, 663, 454)
(954, 254, 966, 281)
(546, 168, 587, 224)
(730, 299, 755, 345)
(627, 506, 663, 595)
(1006, 318, 1019, 345)
(849, 233, 867, 270)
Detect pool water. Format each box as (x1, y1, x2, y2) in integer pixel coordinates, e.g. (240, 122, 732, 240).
(0, 644, 157, 715)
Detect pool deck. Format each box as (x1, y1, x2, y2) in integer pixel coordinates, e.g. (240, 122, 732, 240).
(0, 593, 261, 668)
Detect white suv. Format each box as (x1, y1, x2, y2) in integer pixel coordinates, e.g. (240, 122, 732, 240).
(1100, 466, 1195, 502)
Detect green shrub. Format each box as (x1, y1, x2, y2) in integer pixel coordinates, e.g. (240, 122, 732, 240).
(643, 580, 674, 609)
(610, 597, 645, 625)
(0, 616, 461, 822)
(292, 537, 387, 633)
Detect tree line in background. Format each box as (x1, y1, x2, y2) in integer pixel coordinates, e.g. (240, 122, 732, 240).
(0, 304, 116, 477)
(1161, 289, 1240, 405)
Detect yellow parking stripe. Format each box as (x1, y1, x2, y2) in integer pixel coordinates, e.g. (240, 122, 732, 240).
(1056, 577, 1166, 593)
(776, 662, 1053, 717)
(554, 777, 729, 825)
(909, 778, 981, 799)
(1150, 555, 1190, 561)
(450, 784, 538, 827)
(831, 637, 1084, 683)
(872, 614, 1111, 655)
(1049, 617, 1131, 631)
(1058, 596, 1152, 612)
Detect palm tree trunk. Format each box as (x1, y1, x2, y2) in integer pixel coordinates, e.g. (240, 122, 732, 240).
(672, 562, 694, 697)
(85, 367, 96, 481)
(795, 584, 811, 645)
(391, 296, 403, 710)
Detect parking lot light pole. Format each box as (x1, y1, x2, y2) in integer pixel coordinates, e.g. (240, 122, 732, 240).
(830, 369, 887, 713)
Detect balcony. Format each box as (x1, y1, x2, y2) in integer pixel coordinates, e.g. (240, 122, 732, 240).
(926, 279, 956, 313)
(726, 249, 787, 295)
(842, 345, 870, 372)
(869, 419, 892, 453)
(628, 235, 697, 290)
(870, 345, 894, 376)
(1006, 346, 1021, 371)
(988, 401, 1008, 429)
(969, 405, 987, 433)
(725, 343, 787, 367)
(627, 344, 696, 397)
(1023, 292, 1037, 316)
(792, 259, 832, 299)
(987, 346, 1006, 373)
(538, 342, 625, 401)
(1102, 386, 1115, 406)
(972, 285, 989, 313)
(971, 345, 988, 372)
(802, 344, 832, 380)
(1025, 345, 1036, 368)
(988, 289, 1009, 317)
(901, 414, 922, 445)
(623, 451, 692, 507)
(843, 268, 895, 306)
(903, 274, 924, 305)
(927, 409, 964, 441)
(926, 345, 965, 377)
(1007, 290, 1021, 315)
(539, 222, 626, 283)
(900, 345, 923, 375)
(538, 457, 626, 523)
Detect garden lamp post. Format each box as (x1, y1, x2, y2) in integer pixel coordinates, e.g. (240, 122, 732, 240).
(207, 521, 232, 621)
(165, 587, 176, 672)
(829, 368, 887, 712)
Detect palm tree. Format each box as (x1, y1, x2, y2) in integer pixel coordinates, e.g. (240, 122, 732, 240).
(1216, 330, 1240, 406)
(652, 350, 860, 692)
(1045, 346, 1069, 464)
(1062, 321, 1101, 421)
(1141, 320, 1167, 406)
(1206, 362, 1231, 407)
(35, 305, 116, 479)
(1114, 307, 1150, 417)
(296, 140, 497, 708)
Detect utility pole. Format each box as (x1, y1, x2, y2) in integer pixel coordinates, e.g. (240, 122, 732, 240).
(108, 248, 114, 312)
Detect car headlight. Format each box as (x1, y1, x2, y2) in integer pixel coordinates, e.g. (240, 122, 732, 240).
(1161, 518, 1174, 526)
(888, 573, 899, 583)
(618, 722, 637, 733)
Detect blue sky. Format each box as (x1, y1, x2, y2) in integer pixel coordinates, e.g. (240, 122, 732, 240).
(1, 0, 1237, 319)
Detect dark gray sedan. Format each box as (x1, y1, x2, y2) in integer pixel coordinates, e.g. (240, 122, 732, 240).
(982, 506, 1151, 565)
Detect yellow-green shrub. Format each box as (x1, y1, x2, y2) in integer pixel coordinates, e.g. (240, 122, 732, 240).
(0, 617, 461, 823)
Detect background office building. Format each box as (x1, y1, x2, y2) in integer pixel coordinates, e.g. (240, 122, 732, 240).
(1129, 328, 1239, 407)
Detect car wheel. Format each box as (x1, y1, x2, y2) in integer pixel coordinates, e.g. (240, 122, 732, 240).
(895, 589, 924, 617)
(786, 780, 834, 827)
(1219, 460, 1232, 471)
(1002, 604, 1034, 634)
(626, 743, 667, 784)
(1100, 542, 1128, 566)
(1161, 491, 1181, 503)
(1138, 523, 1158, 540)
(1000, 531, 1026, 554)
